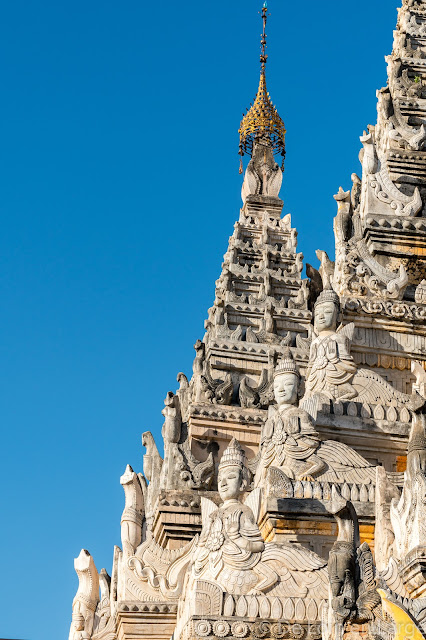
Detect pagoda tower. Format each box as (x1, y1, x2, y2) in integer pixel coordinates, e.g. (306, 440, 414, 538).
(68, 3, 426, 640)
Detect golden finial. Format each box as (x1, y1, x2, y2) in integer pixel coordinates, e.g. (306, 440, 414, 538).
(238, 1, 286, 174)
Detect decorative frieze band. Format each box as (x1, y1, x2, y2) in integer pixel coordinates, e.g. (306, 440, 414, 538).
(343, 297, 426, 322)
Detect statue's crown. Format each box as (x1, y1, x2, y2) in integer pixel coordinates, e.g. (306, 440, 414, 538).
(274, 350, 300, 378)
(314, 288, 340, 309)
(219, 438, 246, 471)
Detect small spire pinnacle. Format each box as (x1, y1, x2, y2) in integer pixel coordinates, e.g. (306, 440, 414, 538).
(238, 2, 286, 174)
(260, 2, 268, 71)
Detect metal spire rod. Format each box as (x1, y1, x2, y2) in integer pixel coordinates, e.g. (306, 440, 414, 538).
(238, 0, 285, 173)
(260, 1, 269, 71)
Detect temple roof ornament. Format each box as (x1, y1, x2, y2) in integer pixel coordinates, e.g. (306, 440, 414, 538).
(238, 2, 286, 173)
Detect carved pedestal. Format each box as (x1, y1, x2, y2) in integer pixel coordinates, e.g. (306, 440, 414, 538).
(180, 615, 322, 640)
(116, 606, 177, 640)
(188, 404, 263, 464)
(259, 496, 375, 560)
(152, 490, 218, 549)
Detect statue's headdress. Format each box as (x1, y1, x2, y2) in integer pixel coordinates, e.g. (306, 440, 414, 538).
(314, 288, 340, 310)
(274, 350, 300, 379)
(219, 438, 246, 471)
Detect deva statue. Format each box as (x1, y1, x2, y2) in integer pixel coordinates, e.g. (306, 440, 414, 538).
(192, 438, 267, 595)
(305, 289, 357, 402)
(187, 438, 329, 598)
(302, 288, 425, 409)
(254, 352, 376, 487)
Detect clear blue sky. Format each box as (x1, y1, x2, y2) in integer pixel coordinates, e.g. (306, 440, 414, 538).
(0, 1, 395, 638)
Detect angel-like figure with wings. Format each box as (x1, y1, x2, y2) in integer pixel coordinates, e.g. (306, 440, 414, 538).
(303, 289, 424, 410)
(253, 353, 376, 487)
(188, 438, 328, 599)
(304, 289, 357, 402)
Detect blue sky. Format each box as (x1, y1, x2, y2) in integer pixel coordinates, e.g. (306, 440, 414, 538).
(0, 1, 395, 638)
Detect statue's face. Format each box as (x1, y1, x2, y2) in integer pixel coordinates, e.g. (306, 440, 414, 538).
(314, 301, 338, 332)
(218, 465, 243, 501)
(274, 373, 298, 406)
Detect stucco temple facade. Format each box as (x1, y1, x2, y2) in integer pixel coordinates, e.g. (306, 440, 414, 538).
(68, 2, 426, 640)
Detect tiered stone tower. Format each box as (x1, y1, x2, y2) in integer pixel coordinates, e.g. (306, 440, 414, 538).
(69, 3, 426, 640)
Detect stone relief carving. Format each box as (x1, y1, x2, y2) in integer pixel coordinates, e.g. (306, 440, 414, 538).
(393, 29, 424, 60)
(120, 465, 145, 557)
(182, 438, 328, 602)
(245, 312, 293, 346)
(142, 393, 214, 500)
(303, 289, 424, 410)
(375, 466, 401, 572)
(399, 6, 426, 37)
(386, 55, 423, 99)
(376, 79, 426, 152)
(287, 278, 310, 309)
(69, 550, 100, 640)
(141, 431, 163, 531)
(379, 88, 426, 152)
(415, 280, 426, 304)
(359, 128, 422, 218)
(412, 361, 426, 399)
(344, 296, 426, 322)
(324, 487, 381, 640)
(192, 340, 233, 405)
(254, 353, 376, 490)
(304, 289, 358, 402)
(239, 350, 276, 409)
(92, 569, 113, 638)
(331, 186, 411, 301)
(126, 535, 197, 603)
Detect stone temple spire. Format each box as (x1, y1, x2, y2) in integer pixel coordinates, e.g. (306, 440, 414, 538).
(323, 0, 426, 312)
(238, 2, 286, 186)
(188, 1, 311, 466)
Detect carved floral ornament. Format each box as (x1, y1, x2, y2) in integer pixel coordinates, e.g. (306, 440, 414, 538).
(343, 296, 426, 320)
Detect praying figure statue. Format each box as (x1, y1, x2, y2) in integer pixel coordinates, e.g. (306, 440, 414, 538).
(254, 352, 376, 488)
(191, 438, 271, 595)
(305, 289, 357, 402)
(187, 438, 329, 597)
(302, 288, 425, 410)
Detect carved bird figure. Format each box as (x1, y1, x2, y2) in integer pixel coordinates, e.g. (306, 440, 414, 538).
(315, 250, 335, 290)
(142, 431, 163, 482)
